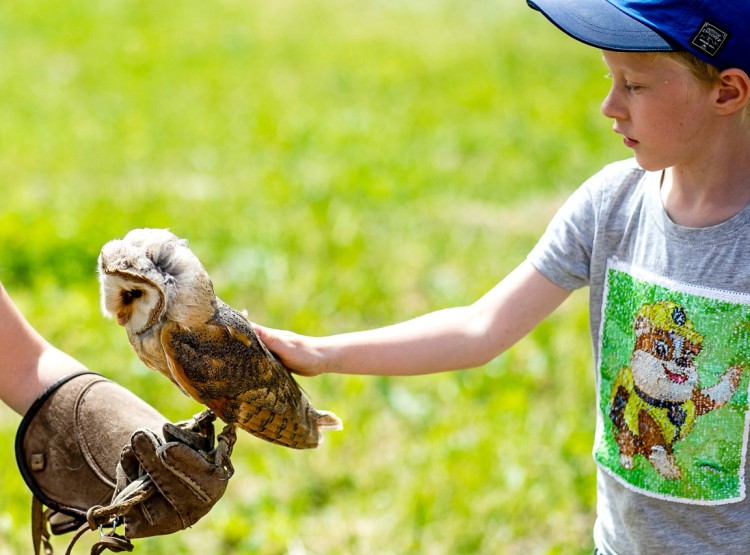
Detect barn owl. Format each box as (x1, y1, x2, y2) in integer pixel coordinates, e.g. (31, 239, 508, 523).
(98, 228, 342, 449)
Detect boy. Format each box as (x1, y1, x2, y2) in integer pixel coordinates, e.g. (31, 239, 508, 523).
(255, 1, 750, 552)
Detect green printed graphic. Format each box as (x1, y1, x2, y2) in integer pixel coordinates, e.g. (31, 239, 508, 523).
(594, 265, 750, 503)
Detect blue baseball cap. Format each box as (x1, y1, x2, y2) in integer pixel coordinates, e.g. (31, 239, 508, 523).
(527, 0, 750, 75)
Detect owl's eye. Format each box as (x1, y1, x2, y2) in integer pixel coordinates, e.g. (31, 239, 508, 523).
(122, 289, 144, 304)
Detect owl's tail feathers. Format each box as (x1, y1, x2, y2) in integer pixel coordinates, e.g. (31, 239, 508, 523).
(236, 406, 342, 449)
(315, 410, 343, 431)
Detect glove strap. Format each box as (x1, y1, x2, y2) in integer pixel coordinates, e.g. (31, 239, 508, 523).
(58, 479, 156, 555)
(90, 535, 134, 555)
(64, 523, 134, 555)
(31, 496, 54, 555)
(88, 477, 157, 526)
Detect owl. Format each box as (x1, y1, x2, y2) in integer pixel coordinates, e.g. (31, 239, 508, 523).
(97, 228, 342, 449)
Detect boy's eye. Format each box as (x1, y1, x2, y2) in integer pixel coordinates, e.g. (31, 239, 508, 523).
(603, 72, 643, 92)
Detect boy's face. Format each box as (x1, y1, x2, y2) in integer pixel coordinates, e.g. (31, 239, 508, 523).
(600, 51, 718, 172)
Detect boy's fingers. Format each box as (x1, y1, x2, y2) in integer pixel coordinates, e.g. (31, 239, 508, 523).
(252, 323, 276, 347)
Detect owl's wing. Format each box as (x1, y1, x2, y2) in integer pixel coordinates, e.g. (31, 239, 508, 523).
(158, 327, 205, 403)
(158, 319, 303, 415)
(160, 310, 340, 449)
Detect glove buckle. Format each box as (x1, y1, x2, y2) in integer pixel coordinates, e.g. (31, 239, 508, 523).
(99, 520, 117, 538)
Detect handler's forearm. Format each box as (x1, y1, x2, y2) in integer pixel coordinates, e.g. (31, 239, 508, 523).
(0, 283, 88, 414)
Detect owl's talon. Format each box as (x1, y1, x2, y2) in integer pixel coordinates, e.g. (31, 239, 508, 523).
(194, 408, 216, 425)
(214, 424, 237, 479)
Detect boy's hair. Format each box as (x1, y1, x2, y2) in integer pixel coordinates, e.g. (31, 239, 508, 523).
(664, 51, 750, 122)
(666, 51, 721, 87)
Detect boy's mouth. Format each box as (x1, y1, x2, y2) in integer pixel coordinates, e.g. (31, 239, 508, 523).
(613, 125, 638, 148)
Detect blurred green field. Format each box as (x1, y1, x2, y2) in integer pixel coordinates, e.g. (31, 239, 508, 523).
(0, 1, 628, 553)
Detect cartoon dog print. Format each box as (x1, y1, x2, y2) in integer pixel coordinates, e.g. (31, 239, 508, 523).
(609, 300, 743, 480)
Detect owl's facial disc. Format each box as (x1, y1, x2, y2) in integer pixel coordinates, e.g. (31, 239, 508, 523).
(121, 284, 164, 333)
(101, 271, 166, 334)
(116, 287, 146, 327)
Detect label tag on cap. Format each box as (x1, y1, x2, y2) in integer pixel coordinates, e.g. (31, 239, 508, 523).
(690, 21, 729, 58)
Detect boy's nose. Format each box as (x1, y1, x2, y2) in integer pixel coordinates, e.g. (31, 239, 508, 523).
(600, 89, 623, 120)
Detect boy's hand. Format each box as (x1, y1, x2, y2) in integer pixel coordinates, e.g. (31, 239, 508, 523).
(253, 324, 326, 377)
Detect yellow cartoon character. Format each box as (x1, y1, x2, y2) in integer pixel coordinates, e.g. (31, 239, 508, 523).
(609, 301, 743, 480)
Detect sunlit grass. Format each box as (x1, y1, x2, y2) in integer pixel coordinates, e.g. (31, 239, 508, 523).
(0, 0, 627, 553)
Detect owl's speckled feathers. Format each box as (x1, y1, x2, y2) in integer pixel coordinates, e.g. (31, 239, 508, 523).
(98, 228, 342, 449)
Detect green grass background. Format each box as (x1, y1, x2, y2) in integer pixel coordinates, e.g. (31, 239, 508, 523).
(0, 1, 628, 553)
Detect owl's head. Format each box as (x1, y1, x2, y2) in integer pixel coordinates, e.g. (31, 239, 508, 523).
(98, 228, 215, 334)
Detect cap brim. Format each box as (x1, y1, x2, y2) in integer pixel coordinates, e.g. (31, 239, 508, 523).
(528, 0, 674, 52)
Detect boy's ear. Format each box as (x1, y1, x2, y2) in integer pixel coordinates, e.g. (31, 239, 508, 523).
(715, 68, 750, 115)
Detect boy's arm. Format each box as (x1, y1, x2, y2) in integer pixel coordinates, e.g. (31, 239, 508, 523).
(0, 282, 86, 414)
(255, 260, 572, 377)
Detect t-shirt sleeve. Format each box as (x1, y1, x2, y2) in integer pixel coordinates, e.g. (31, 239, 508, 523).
(527, 174, 600, 291)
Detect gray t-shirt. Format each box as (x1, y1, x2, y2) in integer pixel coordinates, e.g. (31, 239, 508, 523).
(528, 158, 750, 554)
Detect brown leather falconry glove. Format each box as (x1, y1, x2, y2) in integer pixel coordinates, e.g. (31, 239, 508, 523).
(15, 371, 236, 555)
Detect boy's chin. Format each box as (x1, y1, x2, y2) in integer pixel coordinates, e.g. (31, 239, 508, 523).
(633, 154, 668, 173)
